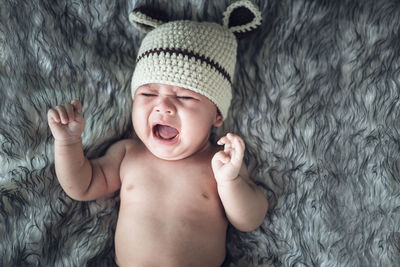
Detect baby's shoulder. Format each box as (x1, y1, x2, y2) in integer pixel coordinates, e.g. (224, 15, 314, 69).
(114, 138, 146, 156)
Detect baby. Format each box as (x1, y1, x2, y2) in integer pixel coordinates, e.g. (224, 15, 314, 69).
(47, 2, 268, 266)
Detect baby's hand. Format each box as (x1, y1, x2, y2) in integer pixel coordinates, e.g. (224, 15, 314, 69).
(47, 100, 85, 145)
(212, 133, 245, 184)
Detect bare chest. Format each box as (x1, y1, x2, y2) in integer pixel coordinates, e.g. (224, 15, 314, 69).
(114, 147, 227, 266)
(119, 150, 223, 215)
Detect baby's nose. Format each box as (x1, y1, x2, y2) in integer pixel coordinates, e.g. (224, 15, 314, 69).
(155, 98, 176, 115)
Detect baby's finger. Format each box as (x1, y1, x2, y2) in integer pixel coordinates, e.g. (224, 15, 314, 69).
(238, 136, 245, 149)
(214, 151, 231, 164)
(232, 135, 245, 150)
(71, 100, 82, 114)
(65, 103, 75, 122)
(222, 133, 238, 147)
(224, 141, 233, 155)
(232, 137, 245, 162)
(217, 135, 231, 146)
(55, 105, 69, 124)
(47, 108, 61, 124)
(224, 134, 244, 162)
(217, 136, 226, 146)
(226, 133, 242, 142)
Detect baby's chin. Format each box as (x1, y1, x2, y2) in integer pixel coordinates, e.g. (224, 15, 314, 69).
(146, 141, 210, 161)
(149, 149, 190, 161)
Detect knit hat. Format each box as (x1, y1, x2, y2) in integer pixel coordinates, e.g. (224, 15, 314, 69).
(129, 0, 262, 119)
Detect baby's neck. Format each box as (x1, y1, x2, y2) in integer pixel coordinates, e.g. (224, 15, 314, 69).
(147, 139, 218, 162)
(196, 139, 214, 154)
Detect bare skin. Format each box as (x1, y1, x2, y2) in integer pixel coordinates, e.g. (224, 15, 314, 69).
(47, 83, 268, 267)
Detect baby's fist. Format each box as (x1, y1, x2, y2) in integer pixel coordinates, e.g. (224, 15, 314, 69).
(47, 100, 85, 145)
(212, 133, 245, 184)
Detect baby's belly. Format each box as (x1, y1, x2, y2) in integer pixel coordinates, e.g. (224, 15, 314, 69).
(115, 189, 228, 267)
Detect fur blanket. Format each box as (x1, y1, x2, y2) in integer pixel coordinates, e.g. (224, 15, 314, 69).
(1, 0, 399, 266)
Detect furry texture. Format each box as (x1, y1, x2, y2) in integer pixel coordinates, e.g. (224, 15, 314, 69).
(1, 0, 399, 266)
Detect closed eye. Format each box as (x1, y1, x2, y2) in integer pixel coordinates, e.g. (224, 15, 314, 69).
(141, 93, 157, 97)
(177, 96, 196, 100)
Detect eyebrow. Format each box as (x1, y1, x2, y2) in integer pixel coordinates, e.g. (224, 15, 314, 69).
(139, 86, 158, 92)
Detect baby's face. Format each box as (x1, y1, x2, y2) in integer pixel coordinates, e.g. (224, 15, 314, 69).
(132, 83, 223, 160)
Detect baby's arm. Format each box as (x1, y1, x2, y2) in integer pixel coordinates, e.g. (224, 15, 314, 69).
(212, 133, 268, 232)
(47, 100, 125, 201)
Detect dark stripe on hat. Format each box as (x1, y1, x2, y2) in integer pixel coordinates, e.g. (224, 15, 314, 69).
(136, 48, 232, 84)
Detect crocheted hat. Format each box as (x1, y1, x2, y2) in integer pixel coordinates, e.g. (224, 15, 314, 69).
(129, 0, 262, 119)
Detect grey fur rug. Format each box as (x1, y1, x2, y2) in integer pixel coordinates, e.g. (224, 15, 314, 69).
(1, 0, 399, 266)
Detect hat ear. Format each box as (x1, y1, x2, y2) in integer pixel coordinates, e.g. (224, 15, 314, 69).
(222, 0, 262, 39)
(129, 6, 169, 33)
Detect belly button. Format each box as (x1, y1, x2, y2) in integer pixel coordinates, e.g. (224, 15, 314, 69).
(201, 193, 209, 199)
(126, 185, 134, 191)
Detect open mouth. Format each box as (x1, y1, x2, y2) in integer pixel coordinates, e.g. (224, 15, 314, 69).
(153, 124, 179, 141)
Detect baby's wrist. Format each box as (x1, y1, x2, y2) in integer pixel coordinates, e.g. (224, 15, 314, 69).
(216, 174, 241, 187)
(54, 137, 82, 147)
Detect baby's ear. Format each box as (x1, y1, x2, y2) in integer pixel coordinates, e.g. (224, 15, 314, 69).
(213, 110, 224, 128)
(222, 0, 262, 39)
(129, 6, 169, 33)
